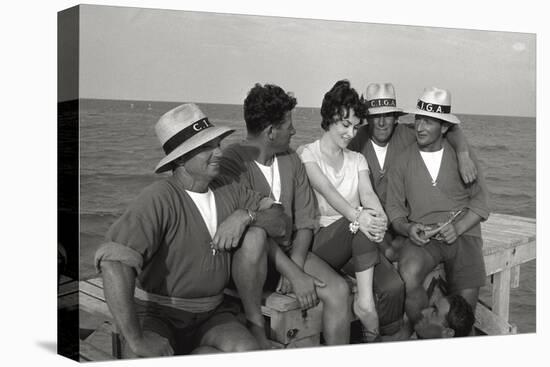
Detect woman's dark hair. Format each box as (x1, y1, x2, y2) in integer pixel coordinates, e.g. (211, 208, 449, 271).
(446, 294, 475, 337)
(320, 80, 366, 131)
(244, 83, 297, 136)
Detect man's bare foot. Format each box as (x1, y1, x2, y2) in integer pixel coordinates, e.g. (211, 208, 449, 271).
(247, 321, 275, 350)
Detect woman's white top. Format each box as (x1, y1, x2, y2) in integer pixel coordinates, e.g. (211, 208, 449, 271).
(299, 140, 369, 227)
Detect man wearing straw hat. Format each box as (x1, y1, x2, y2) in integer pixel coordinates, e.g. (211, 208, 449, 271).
(348, 83, 477, 261)
(94, 103, 290, 357)
(386, 87, 489, 332)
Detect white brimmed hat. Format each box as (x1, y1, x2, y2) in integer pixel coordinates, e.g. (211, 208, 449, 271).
(365, 83, 404, 115)
(405, 87, 461, 124)
(154, 103, 234, 173)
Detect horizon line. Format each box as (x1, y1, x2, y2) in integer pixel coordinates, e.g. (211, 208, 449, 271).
(64, 97, 536, 119)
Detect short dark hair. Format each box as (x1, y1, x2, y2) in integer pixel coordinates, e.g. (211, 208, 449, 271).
(320, 80, 366, 131)
(445, 294, 475, 337)
(243, 83, 297, 136)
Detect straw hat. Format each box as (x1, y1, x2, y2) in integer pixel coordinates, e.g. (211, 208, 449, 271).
(365, 83, 404, 115)
(154, 103, 234, 173)
(405, 87, 461, 124)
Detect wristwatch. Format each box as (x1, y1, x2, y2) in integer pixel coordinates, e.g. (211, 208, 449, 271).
(247, 209, 257, 224)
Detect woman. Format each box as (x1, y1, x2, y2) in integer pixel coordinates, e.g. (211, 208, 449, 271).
(298, 80, 405, 342)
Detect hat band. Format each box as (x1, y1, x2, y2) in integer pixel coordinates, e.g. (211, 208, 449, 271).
(417, 99, 451, 114)
(368, 98, 397, 108)
(162, 117, 213, 154)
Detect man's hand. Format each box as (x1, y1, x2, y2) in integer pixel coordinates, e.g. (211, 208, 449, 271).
(408, 223, 430, 246)
(288, 272, 326, 310)
(128, 331, 174, 357)
(276, 276, 293, 295)
(257, 204, 292, 245)
(212, 209, 249, 252)
(358, 209, 386, 233)
(358, 209, 386, 242)
(438, 223, 458, 244)
(457, 151, 478, 184)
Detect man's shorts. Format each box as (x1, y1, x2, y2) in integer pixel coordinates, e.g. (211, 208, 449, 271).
(424, 234, 486, 294)
(125, 296, 242, 355)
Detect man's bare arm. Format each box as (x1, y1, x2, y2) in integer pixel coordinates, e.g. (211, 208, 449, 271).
(446, 126, 478, 184)
(100, 261, 173, 357)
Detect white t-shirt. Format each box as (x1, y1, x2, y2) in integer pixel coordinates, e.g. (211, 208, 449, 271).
(185, 188, 218, 238)
(254, 156, 281, 203)
(299, 140, 369, 227)
(371, 139, 388, 168)
(419, 148, 444, 186)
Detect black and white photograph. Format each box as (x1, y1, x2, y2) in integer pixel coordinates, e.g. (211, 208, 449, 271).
(56, 2, 539, 361)
(5, 0, 547, 366)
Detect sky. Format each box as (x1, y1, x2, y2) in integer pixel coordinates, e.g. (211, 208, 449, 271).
(70, 5, 536, 117)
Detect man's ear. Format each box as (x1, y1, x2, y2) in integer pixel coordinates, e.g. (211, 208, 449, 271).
(441, 122, 450, 135)
(441, 327, 455, 338)
(265, 125, 274, 140)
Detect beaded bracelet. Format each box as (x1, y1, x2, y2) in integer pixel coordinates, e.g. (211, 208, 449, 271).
(348, 206, 363, 234)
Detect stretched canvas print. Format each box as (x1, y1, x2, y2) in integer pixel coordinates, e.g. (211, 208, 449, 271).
(57, 4, 536, 362)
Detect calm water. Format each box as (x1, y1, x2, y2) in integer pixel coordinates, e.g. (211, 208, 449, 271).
(78, 99, 536, 333)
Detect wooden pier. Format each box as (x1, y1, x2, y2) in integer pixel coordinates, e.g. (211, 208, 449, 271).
(67, 213, 535, 361)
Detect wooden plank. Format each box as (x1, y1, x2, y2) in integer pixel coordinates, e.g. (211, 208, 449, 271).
(483, 241, 536, 276)
(82, 321, 118, 360)
(80, 280, 107, 301)
(59, 280, 78, 297)
(79, 289, 112, 319)
(59, 274, 74, 285)
(511, 266, 521, 288)
(480, 214, 536, 256)
(269, 304, 323, 344)
(58, 292, 79, 309)
(482, 235, 534, 255)
(492, 268, 511, 321)
(286, 334, 321, 349)
(87, 277, 104, 288)
(79, 340, 113, 362)
(486, 213, 536, 225)
(264, 292, 301, 312)
(475, 302, 516, 335)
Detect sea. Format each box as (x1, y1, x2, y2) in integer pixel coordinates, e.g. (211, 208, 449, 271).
(78, 99, 536, 333)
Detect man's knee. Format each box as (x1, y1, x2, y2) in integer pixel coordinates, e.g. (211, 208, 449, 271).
(223, 335, 260, 353)
(322, 276, 351, 306)
(236, 227, 267, 262)
(399, 255, 428, 288)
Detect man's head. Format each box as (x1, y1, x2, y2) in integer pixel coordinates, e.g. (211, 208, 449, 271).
(414, 294, 475, 339)
(171, 136, 224, 181)
(404, 87, 460, 152)
(414, 114, 452, 152)
(243, 83, 297, 152)
(367, 112, 400, 146)
(154, 103, 234, 174)
(364, 83, 404, 146)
